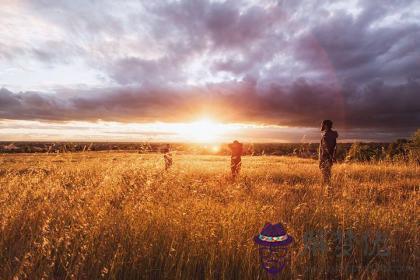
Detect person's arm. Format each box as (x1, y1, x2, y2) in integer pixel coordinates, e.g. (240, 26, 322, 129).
(319, 137, 324, 159)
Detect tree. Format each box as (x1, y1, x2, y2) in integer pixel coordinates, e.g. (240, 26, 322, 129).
(345, 142, 378, 162)
(407, 129, 420, 164)
(386, 139, 409, 162)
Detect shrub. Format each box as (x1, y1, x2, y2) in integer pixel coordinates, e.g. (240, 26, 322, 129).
(407, 129, 420, 164)
(345, 142, 380, 162)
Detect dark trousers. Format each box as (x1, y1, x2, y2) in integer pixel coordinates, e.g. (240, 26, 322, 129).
(319, 159, 332, 185)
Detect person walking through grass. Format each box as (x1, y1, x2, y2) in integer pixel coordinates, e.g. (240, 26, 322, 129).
(228, 140, 243, 179)
(319, 120, 338, 187)
(162, 144, 173, 170)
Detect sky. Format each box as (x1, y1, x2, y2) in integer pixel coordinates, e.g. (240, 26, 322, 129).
(0, 0, 419, 143)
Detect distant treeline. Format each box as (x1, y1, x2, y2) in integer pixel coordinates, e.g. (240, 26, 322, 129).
(1, 129, 419, 163)
(2, 141, 340, 156)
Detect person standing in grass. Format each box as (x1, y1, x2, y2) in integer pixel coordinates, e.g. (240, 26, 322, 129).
(228, 140, 243, 179)
(319, 120, 338, 187)
(162, 144, 173, 170)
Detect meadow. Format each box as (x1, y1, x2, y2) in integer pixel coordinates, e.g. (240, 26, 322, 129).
(0, 152, 418, 279)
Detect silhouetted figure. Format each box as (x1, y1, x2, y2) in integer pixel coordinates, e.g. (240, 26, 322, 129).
(228, 140, 243, 178)
(162, 144, 173, 170)
(319, 120, 338, 186)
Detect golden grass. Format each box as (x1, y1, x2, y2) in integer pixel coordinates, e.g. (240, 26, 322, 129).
(0, 153, 418, 279)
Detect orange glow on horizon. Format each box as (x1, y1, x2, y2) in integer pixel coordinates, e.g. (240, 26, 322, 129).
(0, 119, 299, 143)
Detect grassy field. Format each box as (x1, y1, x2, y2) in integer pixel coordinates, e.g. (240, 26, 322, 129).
(0, 152, 418, 279)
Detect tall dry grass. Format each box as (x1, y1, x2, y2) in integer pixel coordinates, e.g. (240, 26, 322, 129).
(0, 153, 418, 279)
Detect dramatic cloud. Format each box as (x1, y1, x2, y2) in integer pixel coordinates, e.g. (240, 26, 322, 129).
(0, 0, 419, 140)
(1, 77, 419, 130)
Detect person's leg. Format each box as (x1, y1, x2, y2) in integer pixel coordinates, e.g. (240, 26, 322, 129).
(324, 165, 331, 185)
(231, 157, 240, 178)
(231, 158, 236, 177)
(319, 160, 331, 185)
(319, 160, 325, 183)
(164, 155, 172, 170)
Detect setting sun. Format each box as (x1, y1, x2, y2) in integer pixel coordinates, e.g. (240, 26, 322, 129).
(210, 145, 220, 153)
(173, 118, 227, 143)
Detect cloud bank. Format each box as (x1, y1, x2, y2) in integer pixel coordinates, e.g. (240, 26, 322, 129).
(0, 0, 419, 135)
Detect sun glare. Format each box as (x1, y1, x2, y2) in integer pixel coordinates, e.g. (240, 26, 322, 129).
(174, 118, 226, 143)
(211, 145, 220, 152)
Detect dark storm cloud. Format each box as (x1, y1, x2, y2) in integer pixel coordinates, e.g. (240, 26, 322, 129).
(1, 76, 419, 130)
(1, 0, 419, 136)
(307, 7, 420, 84)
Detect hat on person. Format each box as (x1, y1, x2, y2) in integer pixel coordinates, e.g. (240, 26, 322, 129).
(254, 223, 293, 247)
